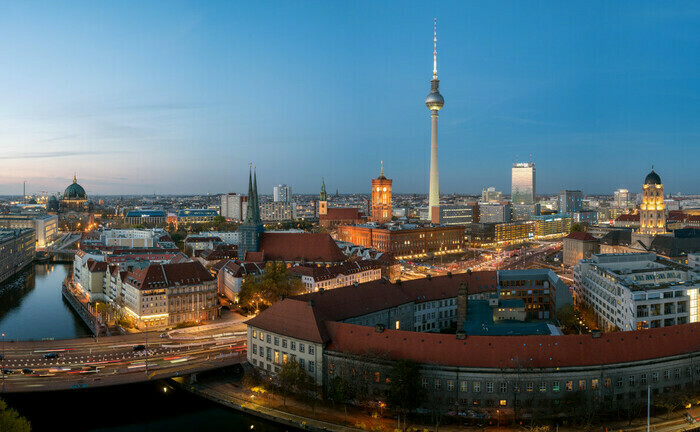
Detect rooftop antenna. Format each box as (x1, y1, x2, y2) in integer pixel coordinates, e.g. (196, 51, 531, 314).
(433, 18, 438, 79)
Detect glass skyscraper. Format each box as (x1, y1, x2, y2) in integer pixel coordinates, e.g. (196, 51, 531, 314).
(511, 162, 536, 205)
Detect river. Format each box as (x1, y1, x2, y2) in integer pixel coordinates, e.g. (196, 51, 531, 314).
(0, 263, 290, 432)
(0, 262, 92, 341)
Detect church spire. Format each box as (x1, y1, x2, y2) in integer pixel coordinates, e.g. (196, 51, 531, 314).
(320, 177, 327, 201)
(252, 167, 260, 222)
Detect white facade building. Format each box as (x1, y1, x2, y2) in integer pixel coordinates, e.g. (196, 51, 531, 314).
(574, 253, 700, 331)
(220, 193, 247, 221)
(273, 184, 292, 202)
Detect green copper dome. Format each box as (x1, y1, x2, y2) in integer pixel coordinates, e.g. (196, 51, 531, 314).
(64, 175, 87, 200)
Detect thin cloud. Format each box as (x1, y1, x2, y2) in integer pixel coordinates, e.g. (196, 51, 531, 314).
(0, 150, 120, 160)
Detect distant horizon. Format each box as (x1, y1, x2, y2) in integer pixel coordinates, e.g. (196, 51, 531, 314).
(0, 2, 698, 195)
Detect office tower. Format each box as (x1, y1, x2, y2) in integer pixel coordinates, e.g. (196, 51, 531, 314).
(371, 162, 392, 223)
(558, 190, 583, 214)
(640, 168, 666, 235)
(511, 162, 536, 205)
(614, 189, 629, 208)
(273, 184, 292, 203)
(425, 19, 444, 224)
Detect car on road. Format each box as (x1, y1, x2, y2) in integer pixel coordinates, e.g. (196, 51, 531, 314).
(132, 345, 146, 351)
(2, 369, 13, 375)
(22, 368, 34, 375)
(159, 333, 168, 338)
(44, 352, 59, 359)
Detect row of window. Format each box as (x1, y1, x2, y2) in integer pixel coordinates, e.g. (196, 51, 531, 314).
(251, 344, 316, 373)
(416, 368, 696, 393)
(252, 330, 315, 355)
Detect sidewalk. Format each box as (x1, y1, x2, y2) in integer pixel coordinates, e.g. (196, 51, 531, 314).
(177, 373, 700, 432)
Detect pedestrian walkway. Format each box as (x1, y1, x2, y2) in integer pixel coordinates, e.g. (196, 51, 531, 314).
(177, 373, 700, 432)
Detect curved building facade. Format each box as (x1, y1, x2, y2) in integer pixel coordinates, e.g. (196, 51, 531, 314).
(246, 270, 700, 420)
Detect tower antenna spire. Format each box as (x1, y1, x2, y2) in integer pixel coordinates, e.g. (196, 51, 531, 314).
(433, 18, 438, 79)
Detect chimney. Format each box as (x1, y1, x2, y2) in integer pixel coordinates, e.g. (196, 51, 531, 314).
(457, 282, 469, 331)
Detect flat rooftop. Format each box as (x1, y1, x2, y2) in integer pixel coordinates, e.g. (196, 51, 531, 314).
(463, 300, 553, 336)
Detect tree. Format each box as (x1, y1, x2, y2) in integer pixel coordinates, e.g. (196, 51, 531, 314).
(238, 262, 305, 312)
(555, 304, 579, 333)
(0, 399, 31, 432)
(388, 360, 425, 416)
(570, 223, 583, 233)
(276, 360, 311, 407)
(654, 393, 683, 419)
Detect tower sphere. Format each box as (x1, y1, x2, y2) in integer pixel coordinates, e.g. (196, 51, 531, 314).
(425, 89, 444, 111)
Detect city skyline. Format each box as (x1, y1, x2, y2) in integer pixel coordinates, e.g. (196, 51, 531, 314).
(1, 1, 699, 195)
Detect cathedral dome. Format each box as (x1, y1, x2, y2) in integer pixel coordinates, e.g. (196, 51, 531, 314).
(644, 169, 661, 186)
(64, 176, 87, 200)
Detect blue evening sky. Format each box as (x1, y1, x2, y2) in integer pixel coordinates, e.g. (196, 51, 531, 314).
(0, 1, 698, 196)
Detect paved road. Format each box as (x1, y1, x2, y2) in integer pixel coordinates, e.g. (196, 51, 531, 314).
(0, 326, 247, 393)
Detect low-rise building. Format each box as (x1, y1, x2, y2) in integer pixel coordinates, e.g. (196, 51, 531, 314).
(574, 253, 700, 331)
(120, 261, 218, 328)
(563, 232, 600, 267)
(498, 269, 573, 320)
(216, 260, 264, 303)
(177, 209, 218, 226)
(124, 210, 166, 226)
(0, 214, 57, 248)
(337, 224, 464, 259)
(0, 228, 35, 283)
(290, 260, 382, 292)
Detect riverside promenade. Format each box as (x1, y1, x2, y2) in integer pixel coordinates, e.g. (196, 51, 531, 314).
(175, 374, 700, 432)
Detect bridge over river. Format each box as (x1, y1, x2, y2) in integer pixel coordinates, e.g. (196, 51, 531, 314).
(0, 328, 247, 393)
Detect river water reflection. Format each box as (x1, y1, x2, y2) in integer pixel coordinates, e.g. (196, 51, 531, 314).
(0, 263, 97, 341)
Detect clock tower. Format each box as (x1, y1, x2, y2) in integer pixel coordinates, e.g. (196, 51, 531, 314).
(371, 162, 392, 224)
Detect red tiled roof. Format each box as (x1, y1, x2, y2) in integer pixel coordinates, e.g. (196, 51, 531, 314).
(616, 214, 640, 222)
(245, 299, 331, 344)
(565, 232, 597, 241)
(293, 271, 497, 321)
(258, 233, 346, 263)
(125, 261, 214, 290)
(222, 260, 265, 278)
(244, 251, 265, 262)
(320, 208, 361, 221)
(325, 321, 700, 369)
(87, 259, 108, 272)
(200, 245, 238, 261)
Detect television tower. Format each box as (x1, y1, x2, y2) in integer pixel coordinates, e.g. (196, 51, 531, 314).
(425, 19, 444, 224)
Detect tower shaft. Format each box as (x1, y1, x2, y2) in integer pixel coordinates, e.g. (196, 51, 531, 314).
(429, 111, 440, 223)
